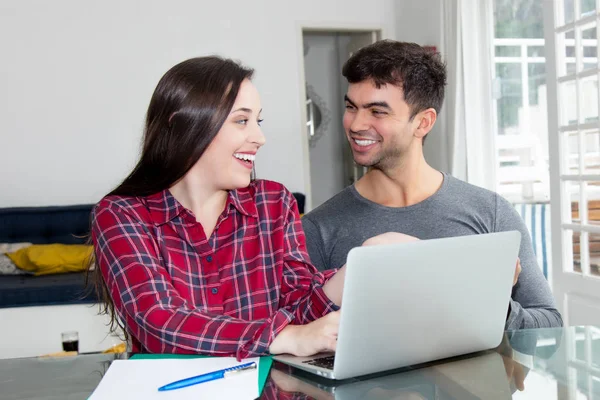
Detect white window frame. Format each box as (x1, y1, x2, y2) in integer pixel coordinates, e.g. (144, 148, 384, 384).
(544, 0, 600, 324)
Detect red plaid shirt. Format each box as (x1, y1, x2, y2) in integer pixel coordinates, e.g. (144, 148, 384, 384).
(92, 180, 338, 360)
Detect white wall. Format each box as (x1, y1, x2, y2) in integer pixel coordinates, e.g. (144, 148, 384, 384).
(304, 33, 349, 209)
(0, 304, 122, 359)
(394, 0, 449, 173)
(0, 0, 395, 207)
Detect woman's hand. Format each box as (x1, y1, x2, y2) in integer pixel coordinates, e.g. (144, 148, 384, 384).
(269, 311, 340, 356)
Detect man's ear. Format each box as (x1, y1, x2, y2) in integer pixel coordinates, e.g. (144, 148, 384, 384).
(414, 108, 437, 140)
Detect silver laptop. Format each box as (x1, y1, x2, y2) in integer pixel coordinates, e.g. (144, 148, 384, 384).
(273, 231, 521, 380)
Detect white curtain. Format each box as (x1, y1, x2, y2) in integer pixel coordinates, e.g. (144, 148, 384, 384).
(443, 0, 497, 191)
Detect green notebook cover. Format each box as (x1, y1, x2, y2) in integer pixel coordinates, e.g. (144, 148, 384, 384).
(129, 354, 272, 395)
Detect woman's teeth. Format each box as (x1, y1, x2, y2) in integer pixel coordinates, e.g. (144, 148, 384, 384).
(234, 153, 255, 162)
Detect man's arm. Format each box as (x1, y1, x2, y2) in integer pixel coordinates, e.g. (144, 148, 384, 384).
(301, 216, 329, 272)
(495, 195, 563, 329)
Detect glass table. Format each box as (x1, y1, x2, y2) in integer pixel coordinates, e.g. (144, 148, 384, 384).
(1, 326, 599, 399)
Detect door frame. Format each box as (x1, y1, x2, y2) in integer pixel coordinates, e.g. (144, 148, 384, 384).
(295, 22, 386, 212)
(543, 0, 600, 327)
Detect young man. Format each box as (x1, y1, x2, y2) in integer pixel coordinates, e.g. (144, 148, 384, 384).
(302, 40, 562, 330)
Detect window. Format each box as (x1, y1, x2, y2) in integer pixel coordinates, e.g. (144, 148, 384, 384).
(552, 0, 600, 280)
(544, 0, 600, 331)
(493, 0, 551, 204)
(493, 1, 553, 282)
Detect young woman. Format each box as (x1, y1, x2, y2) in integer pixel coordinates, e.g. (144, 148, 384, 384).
(91, 56, 343, 360)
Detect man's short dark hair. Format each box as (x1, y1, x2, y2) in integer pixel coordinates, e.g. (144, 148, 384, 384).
(342, 40, 447, 119)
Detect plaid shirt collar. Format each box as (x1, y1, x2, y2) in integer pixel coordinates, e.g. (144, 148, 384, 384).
(146, 186, 258, 226)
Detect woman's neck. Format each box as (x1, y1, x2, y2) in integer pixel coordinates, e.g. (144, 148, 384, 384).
(169, 178, 228, 238)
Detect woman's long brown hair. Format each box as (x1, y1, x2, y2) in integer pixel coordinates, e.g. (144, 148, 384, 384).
(85, 56, 254, 342)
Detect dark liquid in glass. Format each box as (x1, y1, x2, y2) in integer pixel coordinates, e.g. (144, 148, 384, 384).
(62, 340, 79, 352)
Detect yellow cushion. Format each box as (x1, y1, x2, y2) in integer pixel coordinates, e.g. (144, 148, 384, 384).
(7, 244, 93, 276)
(103, 342, 127, 354)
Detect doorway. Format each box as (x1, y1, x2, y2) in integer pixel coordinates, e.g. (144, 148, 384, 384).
(300, 28, 380, 211)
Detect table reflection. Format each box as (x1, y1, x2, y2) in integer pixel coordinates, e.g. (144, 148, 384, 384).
(261, 327, 600, 400)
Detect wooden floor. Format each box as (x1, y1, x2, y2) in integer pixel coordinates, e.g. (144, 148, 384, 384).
(571, 200, 600, 276)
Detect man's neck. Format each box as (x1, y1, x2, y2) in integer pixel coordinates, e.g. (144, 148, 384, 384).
(354, 155, 443, 208)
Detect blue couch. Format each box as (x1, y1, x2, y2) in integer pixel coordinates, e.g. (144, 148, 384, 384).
(0, 192, 307, 309)
(0, 204, 98, 308)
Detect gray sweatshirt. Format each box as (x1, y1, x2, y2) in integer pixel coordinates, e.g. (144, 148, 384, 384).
(302, 173, 563, 331)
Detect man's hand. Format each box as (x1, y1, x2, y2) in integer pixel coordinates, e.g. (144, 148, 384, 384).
(269, 311, 340, 356)
(362, 232, 420, 247)
(323, 232, 419, 306)
(323, 265, 345, 306)
(324, 232, 419, 306)
(502, 354, 526, 392)
(513, 257, 521, 286)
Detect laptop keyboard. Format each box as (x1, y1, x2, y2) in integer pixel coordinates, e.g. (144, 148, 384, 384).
(303, 355, 335, 370)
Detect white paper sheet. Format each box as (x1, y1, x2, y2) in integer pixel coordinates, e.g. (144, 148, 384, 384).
(88, 357, 259, 400)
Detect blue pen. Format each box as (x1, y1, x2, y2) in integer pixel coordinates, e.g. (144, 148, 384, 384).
(157, 361, 257, 392)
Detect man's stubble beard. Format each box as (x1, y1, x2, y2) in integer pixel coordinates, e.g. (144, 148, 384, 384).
(354, 141, 404, 174)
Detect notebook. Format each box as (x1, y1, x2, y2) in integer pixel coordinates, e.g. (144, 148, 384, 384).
(89, 355, 272, 400)
(130, 354, 273, 392)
